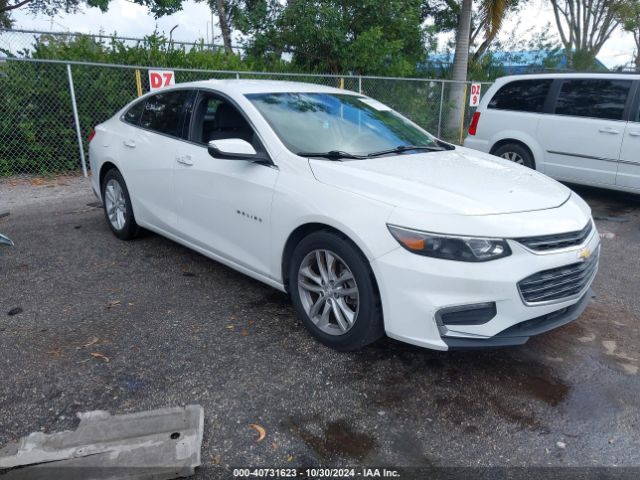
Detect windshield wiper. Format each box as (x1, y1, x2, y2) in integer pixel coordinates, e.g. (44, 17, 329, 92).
(297, 150, 365, 160)
(367, 145, 445, 158)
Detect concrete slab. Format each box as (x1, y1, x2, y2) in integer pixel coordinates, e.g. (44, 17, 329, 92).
(0, 405, 204, 479)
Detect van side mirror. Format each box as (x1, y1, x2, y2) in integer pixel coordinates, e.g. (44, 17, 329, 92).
(207, 139, 268, 162)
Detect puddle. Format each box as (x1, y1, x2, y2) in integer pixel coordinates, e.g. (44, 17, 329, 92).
(516, 374, 569, 407)
(291, 419, 376, 461)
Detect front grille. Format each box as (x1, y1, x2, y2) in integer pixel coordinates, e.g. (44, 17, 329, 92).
(518, 250, 599, 304)
(515, 221, 593, 252)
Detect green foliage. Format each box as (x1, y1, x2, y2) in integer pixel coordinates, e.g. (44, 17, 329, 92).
(613, 0, 640, 66)
(233, 0, 427, 75)
(0, 61, 80, 175)
(28, 32, 253, 70)
(0, 33, 269, 176)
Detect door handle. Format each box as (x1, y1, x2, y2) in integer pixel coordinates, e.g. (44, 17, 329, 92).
(629, 131, 640, 137)
(123, 139, 136, 148)
(598, 127, 620, 135)
(176, 155, 193, 166)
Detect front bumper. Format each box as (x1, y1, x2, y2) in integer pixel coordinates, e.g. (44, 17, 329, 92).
(370, 226, 600, 351)
(442, 288, 593, 349)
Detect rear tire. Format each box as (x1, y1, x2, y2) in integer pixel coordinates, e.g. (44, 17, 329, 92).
(288, 231, 384, 351)
(101, 168, 140, 240)
(493, 143, 535, 169)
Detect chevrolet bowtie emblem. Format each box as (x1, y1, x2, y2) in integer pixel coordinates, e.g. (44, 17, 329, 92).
(578, 247, 592, 260)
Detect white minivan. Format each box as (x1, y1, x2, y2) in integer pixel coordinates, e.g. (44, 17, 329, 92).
(464, 73, 640, 193)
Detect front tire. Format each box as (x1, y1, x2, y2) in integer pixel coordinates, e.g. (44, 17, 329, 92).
(288, 231, 384, 351)
(493, 143, 535, 169)
(101, 168, 139, 240)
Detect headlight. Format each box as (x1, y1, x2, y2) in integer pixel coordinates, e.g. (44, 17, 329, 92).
(387, 225, 511, 262)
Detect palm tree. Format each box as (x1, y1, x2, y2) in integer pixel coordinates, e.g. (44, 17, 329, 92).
(446, 0, 473, 133)
(446, 0, 510, 133)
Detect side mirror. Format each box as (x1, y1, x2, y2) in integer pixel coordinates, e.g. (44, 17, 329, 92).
(208, 138, 267, 162)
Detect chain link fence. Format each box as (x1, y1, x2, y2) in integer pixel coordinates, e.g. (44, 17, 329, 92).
(0, 28, 492, 177)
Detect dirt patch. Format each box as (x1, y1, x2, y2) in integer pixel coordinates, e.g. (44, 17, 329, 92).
(291, 419, 376, 461)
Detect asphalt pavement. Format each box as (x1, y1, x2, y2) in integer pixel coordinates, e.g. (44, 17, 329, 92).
(0, 176, 639, 478)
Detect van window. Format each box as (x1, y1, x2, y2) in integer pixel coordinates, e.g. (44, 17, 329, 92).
(555, 79, 632, 121)
(488, 79, 552, 113)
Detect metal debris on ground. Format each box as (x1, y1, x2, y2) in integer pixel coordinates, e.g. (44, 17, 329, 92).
(0, 405, 204, 480)
(0, 234, 13, 246)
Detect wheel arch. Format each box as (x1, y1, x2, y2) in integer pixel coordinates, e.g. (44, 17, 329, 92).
(280, 222, 379, 297)
(489, 135, 543, 171)
(99, 161, 119, 192)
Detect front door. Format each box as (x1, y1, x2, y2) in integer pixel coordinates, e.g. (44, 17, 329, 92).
(538, 78, 632, 186)
(174, 91, 278, 277)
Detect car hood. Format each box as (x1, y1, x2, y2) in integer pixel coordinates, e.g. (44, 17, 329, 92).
(309, 147, 571, 216)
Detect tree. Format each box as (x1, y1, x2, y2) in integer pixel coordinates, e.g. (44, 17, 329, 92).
(0, 0, 184, 26)
(232, 0, 427, 75)
(421, 0, 523, 60)
(446, 0, 472, 131)
(213, 0, 233, 53)
(614, 0, 640, 68)
(446, 0, 514, 131)
(549, 0, 622, 69)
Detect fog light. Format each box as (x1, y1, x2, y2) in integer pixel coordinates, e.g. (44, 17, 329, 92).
(437, 302, 497, 326)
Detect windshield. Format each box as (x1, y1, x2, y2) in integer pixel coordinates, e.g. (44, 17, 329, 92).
(245, 92, 439, 157)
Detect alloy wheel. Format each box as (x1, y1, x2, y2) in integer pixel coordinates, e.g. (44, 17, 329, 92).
(104, 179, 127, 230)
(297, 249, 360, 336)
(500, 151, 525, 164)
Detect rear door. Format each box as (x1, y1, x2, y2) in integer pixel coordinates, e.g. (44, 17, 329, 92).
(616, 83, 640, 190)
(538, 78, 633, 186)
(122, 89, 194, 233)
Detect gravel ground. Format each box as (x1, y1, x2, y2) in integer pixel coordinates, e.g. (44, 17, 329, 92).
(0, 175, 639, 478)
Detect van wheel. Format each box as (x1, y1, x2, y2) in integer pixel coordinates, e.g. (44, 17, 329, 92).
(493, 144, 535, 169)
(289, 231, 384, 351)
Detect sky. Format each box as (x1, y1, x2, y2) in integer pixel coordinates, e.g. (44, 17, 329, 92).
(6, 0, 638, 69)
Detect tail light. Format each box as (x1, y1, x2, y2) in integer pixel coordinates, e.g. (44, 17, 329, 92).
(468, 112, 481, 136)
(88, 129, 96, 143)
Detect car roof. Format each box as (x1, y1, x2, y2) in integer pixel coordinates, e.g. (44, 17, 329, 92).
(170, 79, 360, 96)
(494, 72, 640, 84)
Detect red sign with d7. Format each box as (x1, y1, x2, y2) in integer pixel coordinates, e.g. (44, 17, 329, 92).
(469, 83, 482, 107)
(148, 70, 175, 91)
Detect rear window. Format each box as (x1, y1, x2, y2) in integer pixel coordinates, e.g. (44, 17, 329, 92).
(140, 90, 191, 137)
(554, 79, 632, 121)
(488, 79, 552, 113)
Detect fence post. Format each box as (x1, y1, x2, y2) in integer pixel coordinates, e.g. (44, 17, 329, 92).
(67, 64, 88, 178)
(458, 83, 468, 145)
(135, 69, 143, 97)
(437, 81, 445, 138)
(358, 76, 362, 94)
(236, 72, 240, 79)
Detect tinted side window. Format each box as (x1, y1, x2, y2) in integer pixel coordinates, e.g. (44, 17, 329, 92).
(555, 79, 632, 120)
(123, 100, 145, 125)
(140, 91, 190, 136)
(488, 79, 552, 113)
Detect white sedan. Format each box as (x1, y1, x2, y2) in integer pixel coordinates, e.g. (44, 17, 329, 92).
(89, 80, 600, 351)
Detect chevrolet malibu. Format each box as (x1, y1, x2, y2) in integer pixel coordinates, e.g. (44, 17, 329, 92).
(89, 80, 600, 351)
